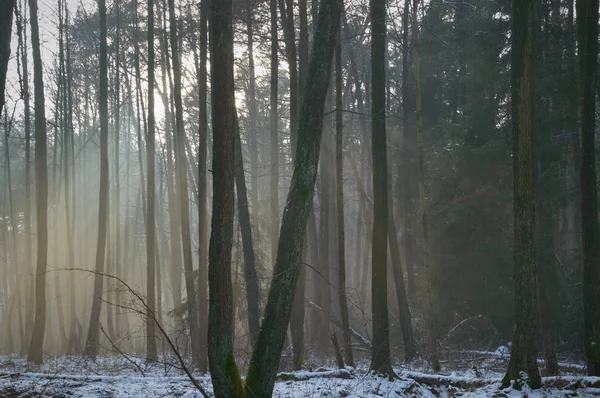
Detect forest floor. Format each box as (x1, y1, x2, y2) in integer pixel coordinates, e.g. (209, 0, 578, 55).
(0, 349, 596, 397)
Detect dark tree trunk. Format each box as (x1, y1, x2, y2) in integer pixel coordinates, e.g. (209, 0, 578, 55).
(387, 164, 416, 362)
(370, 0, 392, 376)
(207, 0, 245, 396)
(146, 0, 157, 362)
(577, 0, 600, 377)
(400, 0, 416, 299)
(244, 0, 342, 395)
(269, 0, 280, 272)
(83, 0, 109, 360)
(233, 115, 261, 348)
(197, 0, 209, 374)
(26, 0, 48, 365)
(502, 0, 541, 388)
(335, 35, 354, 368)
(290, 0, 310, 370)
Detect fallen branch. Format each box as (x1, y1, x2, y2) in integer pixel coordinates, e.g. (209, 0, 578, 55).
(276, 368, 354, 381)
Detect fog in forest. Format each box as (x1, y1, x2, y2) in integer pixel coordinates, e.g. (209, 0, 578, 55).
(0, 0, 599, 396)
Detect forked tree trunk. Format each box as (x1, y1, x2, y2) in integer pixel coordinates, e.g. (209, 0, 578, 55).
(244, 0, 342, 395)
(207, 0, 245, 396)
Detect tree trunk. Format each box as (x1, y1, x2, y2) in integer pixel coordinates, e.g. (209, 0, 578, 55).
(335, 36, 354, 368)
(197, 0, 209, 374)
(83, 0, 109, 360)
(167, 0, 201, 366)
(244, 0, 342, 395)
(233, 115, 261, 348)
(411, 0, 438, 371)
(502, 0, 541, 388)
(207, 0, 245, 395)
(577, 0, 600, 377)
(387, 158, 416, 362)
(26, 0, 48, 364)
(370, 0, 392, 376)
(269, 0, 280, 273)
(145, 0, 157, 362)
(400, 0, 416, 299)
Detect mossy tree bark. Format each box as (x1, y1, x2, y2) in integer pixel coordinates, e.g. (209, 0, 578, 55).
(83, 0, 109, 361)
(244, 0, 342, 395)
(502, 0, 541, 388)
(207, 0, 245, 396)
(577, 0, 600, 377)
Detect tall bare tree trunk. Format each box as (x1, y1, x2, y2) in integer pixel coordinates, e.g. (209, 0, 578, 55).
(577, 0, 600, 377)
(27, 0, 48, 364)
(84, 0, 109, 359)
(411, 0, 438, 370)
(197, 0, 209, 373)
(233, 118, 261, 348)
(167, 0, 201, 366)
(207, 0, 245, 395)
(145, 0, 157, 362)
(370, 0, 392, 376)
(502, 0, 541, 388)
(335, 35, 354, 368)
(269, 0, 279, 269)
(244, 0, 342, 395)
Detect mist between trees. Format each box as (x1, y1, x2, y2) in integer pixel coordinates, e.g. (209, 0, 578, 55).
(0, 0, 599, 395)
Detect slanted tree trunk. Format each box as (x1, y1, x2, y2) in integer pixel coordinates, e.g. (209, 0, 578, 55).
(244, 0, 342, 395)
(167, 0, 201, 366)
(0, 0, 15, 120)
(269, 0, 279, 272)
(577, 0, 600, 377)
(83, 0, 109, 360)
(246, 0, 259, 232)
(387, 154, 416, 362)
(370, 0, 393, 376)
(335, 35, 354, 368)
(145, 0, 157, 362)
(502, 0, 541, 388)
(207, 0, 245, 395)
(26, 0, 48, 364)
(233, 115, 261, 348)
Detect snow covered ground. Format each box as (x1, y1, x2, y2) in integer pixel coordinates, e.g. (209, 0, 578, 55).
(0, 353, 597, 397)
